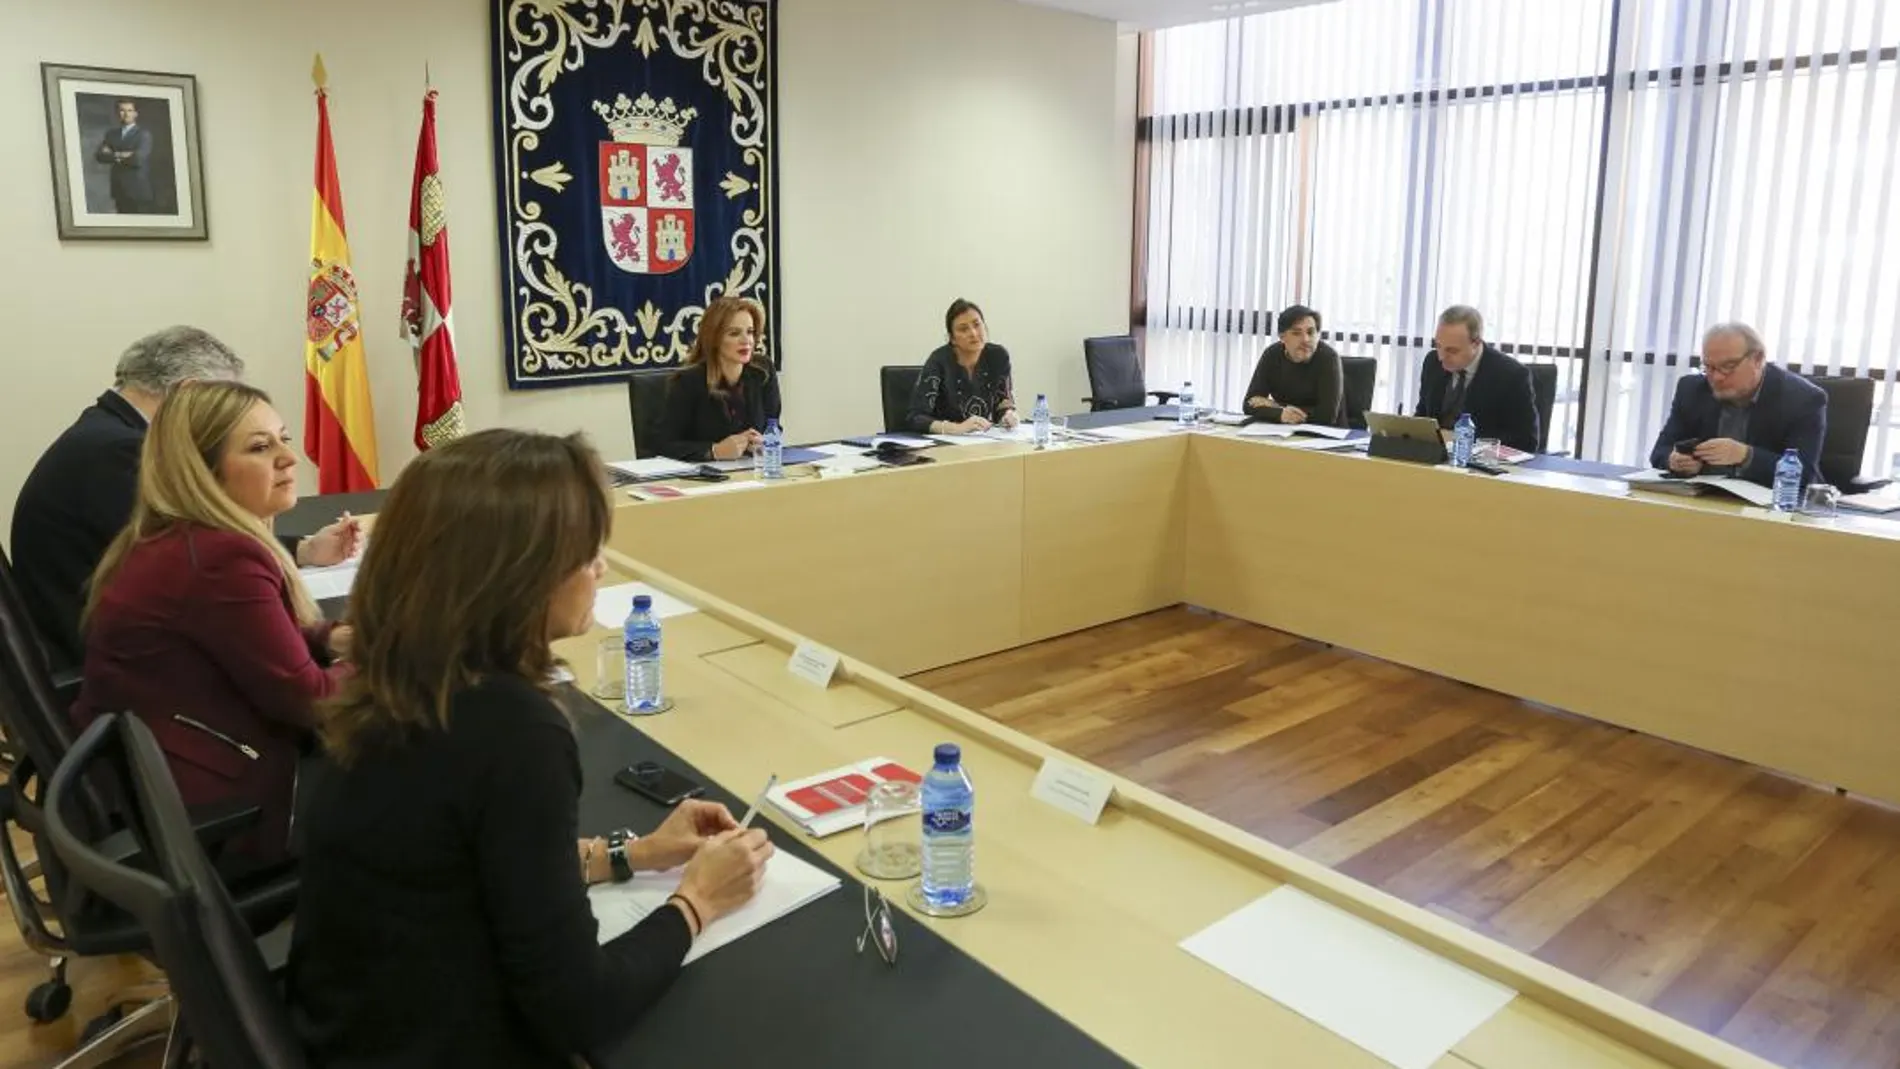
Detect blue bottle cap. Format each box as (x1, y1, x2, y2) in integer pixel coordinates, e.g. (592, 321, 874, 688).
(632, 595, 652, 611)
(933, 743, 961, 767)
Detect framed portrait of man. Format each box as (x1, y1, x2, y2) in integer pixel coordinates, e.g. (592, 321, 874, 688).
(41, 64, 208, 240)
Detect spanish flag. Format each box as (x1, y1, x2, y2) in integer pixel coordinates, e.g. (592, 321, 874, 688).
(303, 56, 379, 493)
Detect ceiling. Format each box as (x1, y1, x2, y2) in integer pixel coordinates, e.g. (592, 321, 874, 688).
(1014, 0, 1329, 31)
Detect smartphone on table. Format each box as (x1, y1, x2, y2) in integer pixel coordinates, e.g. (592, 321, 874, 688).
(614, 761, 705, 806)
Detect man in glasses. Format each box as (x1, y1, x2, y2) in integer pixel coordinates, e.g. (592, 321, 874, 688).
(1414, 305, 1541, 454)
(1648, 322, 1827, 487)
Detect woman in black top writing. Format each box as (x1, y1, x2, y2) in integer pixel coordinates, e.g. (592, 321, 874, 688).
(1244, 305, 1345, 427)
(906, 298, 1019, 434)
(287, 429, 774, 1069)
(653, 296, 782, 460)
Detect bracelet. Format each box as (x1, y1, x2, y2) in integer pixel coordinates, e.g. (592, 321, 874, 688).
(605, 828, 635, 883)
(667, 893, 703, 935)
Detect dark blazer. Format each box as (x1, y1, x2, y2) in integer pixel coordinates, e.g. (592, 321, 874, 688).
(906, 344, 1015, 433)
(287, 676, 690, 1068)
(95, 124, 155, 210)
(1647, 362, 1827, 487)
(1415, 344, 1541, 454)
(651, 363, 781, 461)
(71, 525, 344, 868)
(10, 391, 147, 670)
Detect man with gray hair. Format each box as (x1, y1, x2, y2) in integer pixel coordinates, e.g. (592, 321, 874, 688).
(1413, 305, 1541, 453)
(1648, 322, 1827, 488)
(10, 327, 355, 669)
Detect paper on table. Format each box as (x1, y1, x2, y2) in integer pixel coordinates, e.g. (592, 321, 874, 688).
(814, 453, 883, 474)
(1276, 436, 1366, 452)
(1181, 887, 1515, 1069)
(590, 850, 841, 964)
(607, 457, 697, 479)
(1236, 423, 1297, 438)
(1083, 424, 1174, 442)
(592, 582, 699, 629)
(298, 559, 360, 601)
(1624, 469, 1775, 507)
(926, 432, 1009, 447)
(809, 442, 866, 458)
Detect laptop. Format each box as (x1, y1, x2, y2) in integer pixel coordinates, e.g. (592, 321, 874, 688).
(1364, 412, 1448, 464)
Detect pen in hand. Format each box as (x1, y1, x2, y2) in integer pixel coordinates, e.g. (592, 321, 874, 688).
(738, 774, 779, 830)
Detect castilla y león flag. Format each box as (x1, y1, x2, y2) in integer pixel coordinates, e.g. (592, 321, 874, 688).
(402, 88, 465, 450)
(303, 57, 379, 493)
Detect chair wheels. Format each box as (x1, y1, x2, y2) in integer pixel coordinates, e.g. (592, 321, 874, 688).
(80, 1004, 125, 1043)
(24, 979, 71, 1022)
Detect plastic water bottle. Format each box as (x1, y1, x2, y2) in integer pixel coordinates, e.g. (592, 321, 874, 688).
(1451, 413, 1477, 468)
(1178, 381, 1196, 427)
(1031, 394, 1051, 450)
(919, 743, 975, 909)
(1772, 448, 1802, 513)
(623, 595, 664, 712)
(760, 419, 784, 480)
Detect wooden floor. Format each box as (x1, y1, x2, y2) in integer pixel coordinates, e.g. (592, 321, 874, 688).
(913, 607, 1900, 1069)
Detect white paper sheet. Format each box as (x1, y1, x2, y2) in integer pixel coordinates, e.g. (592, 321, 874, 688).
(926, 432, 1011, 446)
(590, 850, 841, 964)
(809, 442, 869, 458)
(298, 559, 361, 601)
(1180, 888, 1515, 1069)
(1080, 423, 1176, 442)
(1624, 469, 1775, 507)
(592, 582, 699, 630)
(814, 454, 883, 474)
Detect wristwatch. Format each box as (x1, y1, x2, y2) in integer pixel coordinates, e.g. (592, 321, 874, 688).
(605, 828, 636, 883)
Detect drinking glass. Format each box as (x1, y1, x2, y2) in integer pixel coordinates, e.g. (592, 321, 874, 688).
(1475, 438, 1502, 465)
(1801, 483, 1840, 519)
(592, 634, 625, 702)
(855, 781, 922, 880)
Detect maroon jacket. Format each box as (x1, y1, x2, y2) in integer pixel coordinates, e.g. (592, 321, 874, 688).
(73, 524, 346, 866)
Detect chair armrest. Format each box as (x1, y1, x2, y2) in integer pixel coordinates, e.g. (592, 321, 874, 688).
(90, 800, 263, 868)
(1845, 476, 1891, 495)
(1149, 390, 1179, 404)
(51, 668, 83, 711)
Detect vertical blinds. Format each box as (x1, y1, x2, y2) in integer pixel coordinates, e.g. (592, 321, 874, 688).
(1142, 0, 1900, 474)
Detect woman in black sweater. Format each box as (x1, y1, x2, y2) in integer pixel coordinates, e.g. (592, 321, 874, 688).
(653, 295, 782, 460)
(906, 298, 1019, 434)
(286, 429, 773, 1069)
(1243, 304, 1346, 427)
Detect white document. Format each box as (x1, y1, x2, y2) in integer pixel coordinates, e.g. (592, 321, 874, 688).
(1181, 888, 1515, 1069)
(809, 442, 868, 458)
(590, 850, 841, 964)
(702, 457, 757, 473)
(787, 640, 842, 688)
(1238, 423, 1353, 440)
(926, 432, 1009, 447)
(813, 453, 883, 474)
(1030, 757, 1114, 825)
(592, 582, 699, 630)
(1278, 436, 1366, 452)
(1083, 423, 1174, 442)
(607, 457, 697, 479)
(298, 559, 360, 601)
(1237, 423, 1297, 438)
(1624, 469, 1775, 507)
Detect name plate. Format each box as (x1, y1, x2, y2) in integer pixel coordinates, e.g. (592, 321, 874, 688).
(1031, 758, 1114, 825)
(787, 641, 841, 688)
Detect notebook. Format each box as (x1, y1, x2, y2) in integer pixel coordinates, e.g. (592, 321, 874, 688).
(1624, 469, 1774, 508)
(589, 850, 840, 964)
(766, 757, 922, 838)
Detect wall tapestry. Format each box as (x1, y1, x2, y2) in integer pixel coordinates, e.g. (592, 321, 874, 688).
(491, 0, 777, 389)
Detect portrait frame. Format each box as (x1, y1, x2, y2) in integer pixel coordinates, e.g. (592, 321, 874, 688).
(40, 63, 208, 241)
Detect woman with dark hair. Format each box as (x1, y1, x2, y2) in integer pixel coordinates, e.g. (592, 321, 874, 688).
(652, 295, 781, 460)
(906, 298, 1018, 434)
(1243, 304, 1345, 427)
(287, 429, 773, 1068)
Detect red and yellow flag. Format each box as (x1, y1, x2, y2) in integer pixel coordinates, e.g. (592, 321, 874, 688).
(303, 57, 379, 493)
(402, 88, 465, 451)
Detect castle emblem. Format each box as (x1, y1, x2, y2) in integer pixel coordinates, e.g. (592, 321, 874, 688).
(593, 92, 697, 275)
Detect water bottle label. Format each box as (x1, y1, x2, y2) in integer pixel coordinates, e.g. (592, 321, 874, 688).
(923, 808, 970, 834)
(625, 636, 659, 657)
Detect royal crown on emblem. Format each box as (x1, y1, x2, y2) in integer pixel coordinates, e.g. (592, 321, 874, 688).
(592, 93, 697, 147)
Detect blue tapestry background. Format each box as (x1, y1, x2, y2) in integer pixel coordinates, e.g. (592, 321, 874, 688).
(491, 0, 778, 389)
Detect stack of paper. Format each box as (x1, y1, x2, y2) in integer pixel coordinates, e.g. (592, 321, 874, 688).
(299, 558, 361, 601)
(607, 457, 697, 480)
(1840, 487, 1900, 514)
(1624, 469, 1774, 507)
(1237, 422, 1353, 440)
(766, 757, 921, 837)
(1082, 423, 1175, 442)
(590, 850, 841, 963)
(592, 582, 699, 630)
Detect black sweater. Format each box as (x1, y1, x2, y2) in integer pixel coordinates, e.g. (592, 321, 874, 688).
(652, 363, 782, 461)
(906, 344, 1015, 433)
(286, 676, 691, 1069)
(1242, 342, 1345, 427)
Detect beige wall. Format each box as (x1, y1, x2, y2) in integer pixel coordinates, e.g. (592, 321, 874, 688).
(0, 0, 1131, 536)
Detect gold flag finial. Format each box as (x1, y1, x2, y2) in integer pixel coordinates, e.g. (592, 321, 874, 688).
(312, 53, 328, 90)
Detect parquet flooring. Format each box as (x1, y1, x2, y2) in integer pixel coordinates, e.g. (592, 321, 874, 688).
(912, 607, 1900, 1069)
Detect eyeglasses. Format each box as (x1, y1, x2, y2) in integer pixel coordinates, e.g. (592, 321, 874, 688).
(856, 885, 897, 965)
(1702, 353, 1758, 377)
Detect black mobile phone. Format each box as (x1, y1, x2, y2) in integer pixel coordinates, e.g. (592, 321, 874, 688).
(613, 761, 705, 806)
(1673, 437, 1704, 455)
(679, 466, 730, 483)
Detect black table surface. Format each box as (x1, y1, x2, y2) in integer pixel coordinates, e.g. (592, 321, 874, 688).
(554, 690, 1130, 1069)
(276, 490, 388, 541)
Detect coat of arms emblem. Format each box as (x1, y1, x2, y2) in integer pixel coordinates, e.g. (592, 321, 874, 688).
(593, 93, 696, 275)
(306, 260, 362, 361)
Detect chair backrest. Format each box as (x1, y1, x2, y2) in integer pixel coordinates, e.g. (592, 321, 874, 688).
(625, 368, 677, 459)
(1528, 362, 1558, 454)
(880, 366, 921, 433)
(0, 544, 71, 778)
(47, 715, 307, 1069)
(1811, 375, 1874, 487)
(1339, 356, 1377, 430)
(1082, 336, 1146, 411)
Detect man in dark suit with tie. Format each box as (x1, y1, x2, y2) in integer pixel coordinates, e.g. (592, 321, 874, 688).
(1413, 305, 1540, 454)
(1647, 322, 1827, 488)
(93, 99, 155, 213)
(9, 327, 358, 670)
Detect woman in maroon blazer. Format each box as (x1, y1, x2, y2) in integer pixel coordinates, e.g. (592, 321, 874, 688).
(73, 380, 358, 874)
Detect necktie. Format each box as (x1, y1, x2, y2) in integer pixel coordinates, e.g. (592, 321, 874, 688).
(1440, 370, 1468, 429)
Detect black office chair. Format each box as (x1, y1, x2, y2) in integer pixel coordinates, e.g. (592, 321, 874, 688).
(1081, 335, 1178, 411)
(1340, 356, 1377, 430)
(880, 366, 922, 433)
(625, 367, 677, 459)
(48, 715, 307, 1069)
(1527, 363, 1558, 455)
(1811, 375, 1889, 493)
